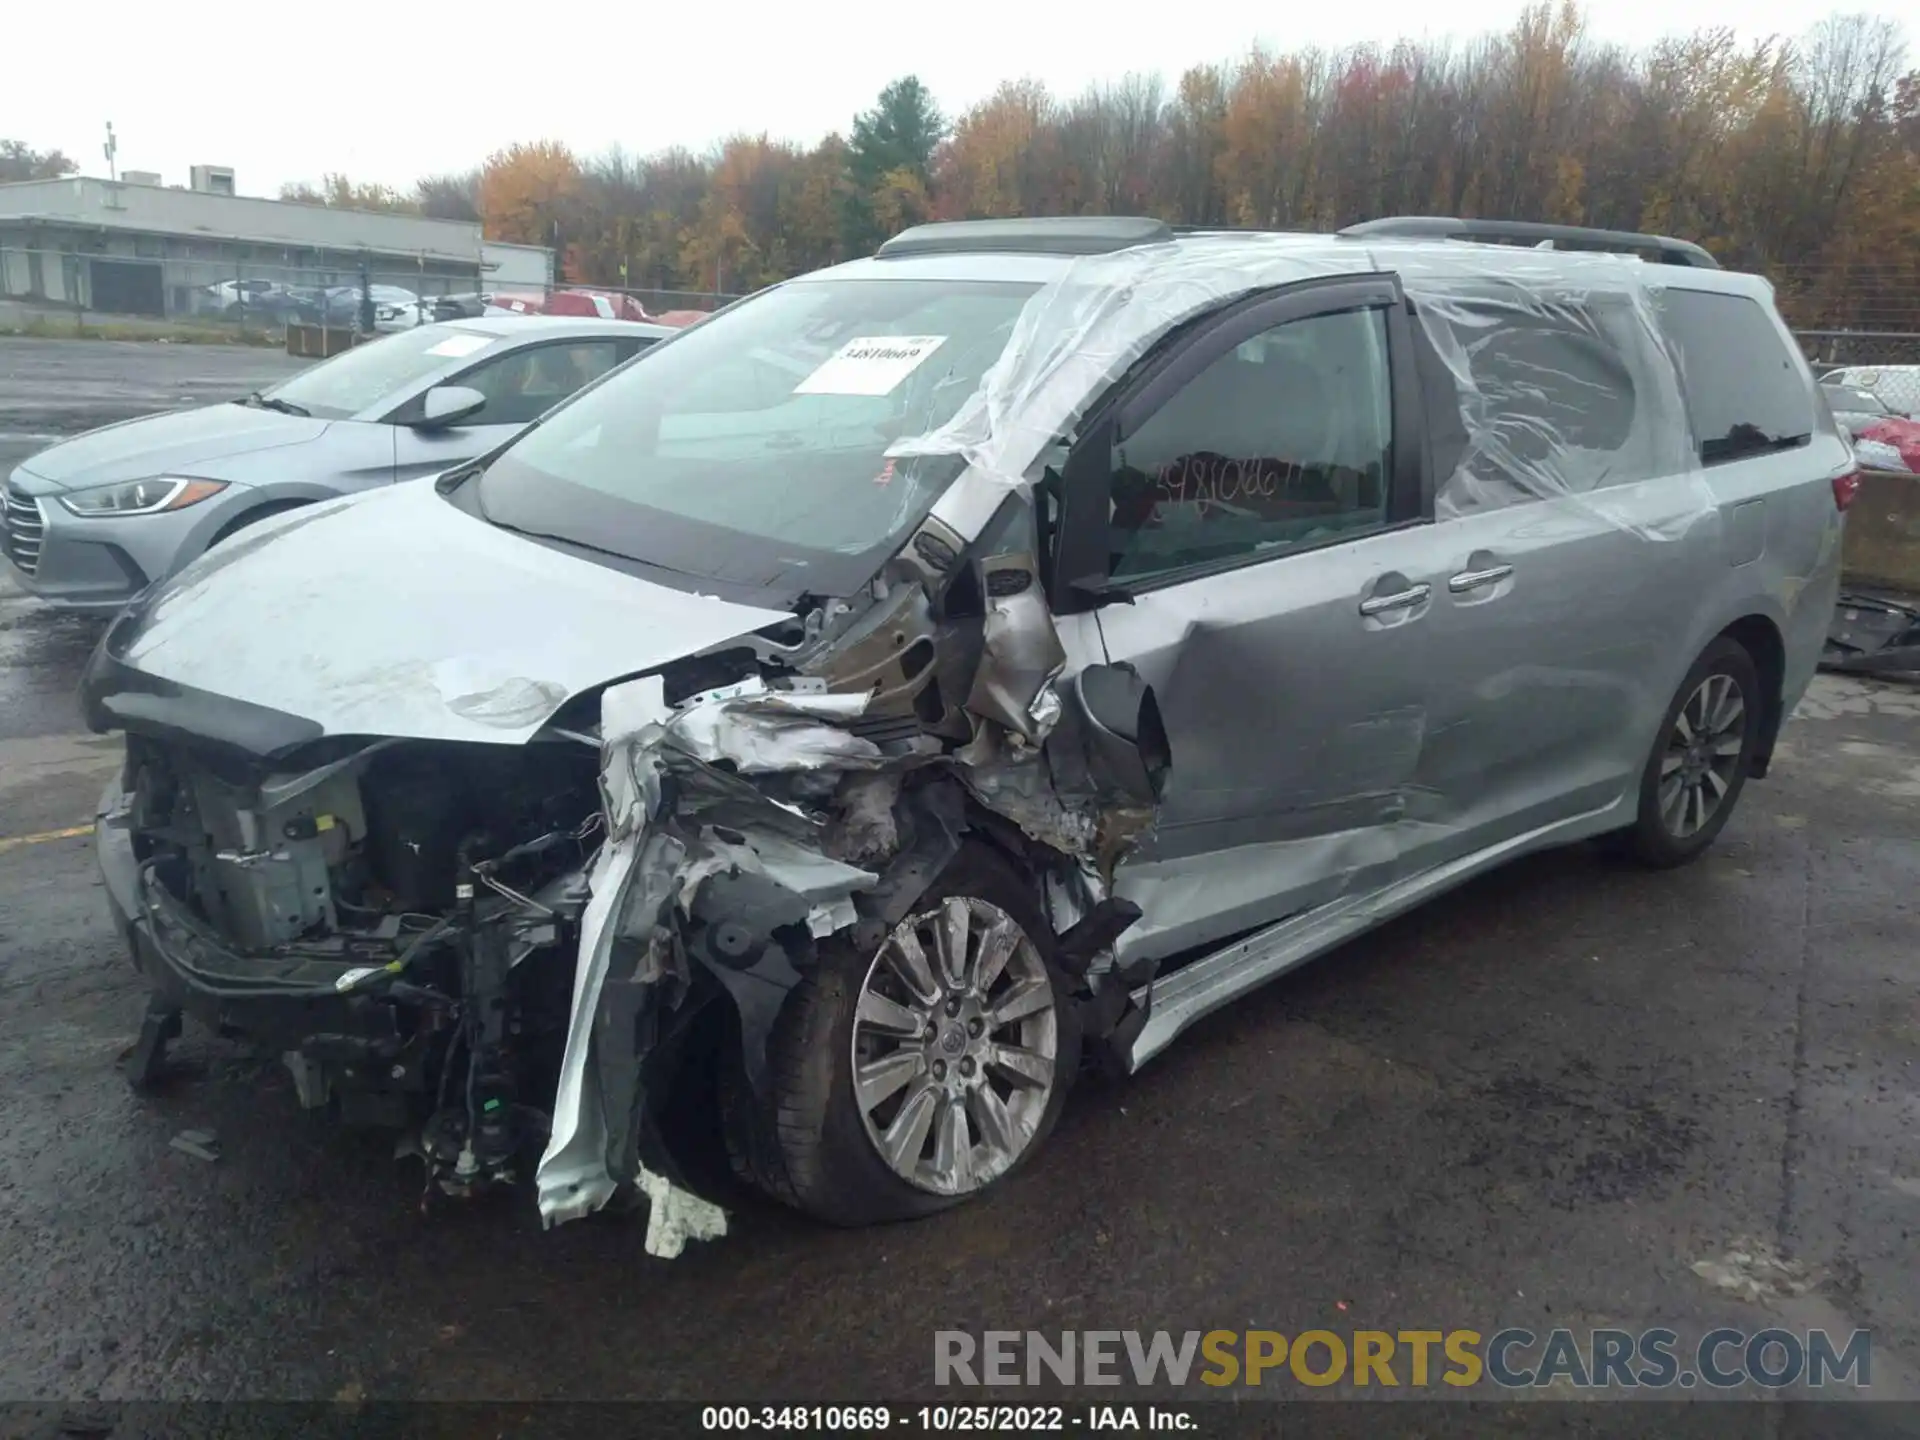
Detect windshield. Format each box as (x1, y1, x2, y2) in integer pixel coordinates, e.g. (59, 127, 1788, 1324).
(475, 277, 1037, 598)
(262, 326, 496, 419)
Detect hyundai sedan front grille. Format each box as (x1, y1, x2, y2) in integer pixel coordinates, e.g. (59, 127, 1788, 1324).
(2, 483, 44, 577)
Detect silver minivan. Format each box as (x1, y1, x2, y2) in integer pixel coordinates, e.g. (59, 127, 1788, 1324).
(87, 216, 1850, 1248)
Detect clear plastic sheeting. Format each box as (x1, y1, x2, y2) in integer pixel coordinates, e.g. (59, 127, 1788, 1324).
(1389, 249, 1710, 541)
(890, 235, 1331, 490)
(889, 234, 1714, 542)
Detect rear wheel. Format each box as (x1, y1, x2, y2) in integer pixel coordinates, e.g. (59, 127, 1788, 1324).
(725, 844, 1079, 1226)
(1619, 637, 1763, 868)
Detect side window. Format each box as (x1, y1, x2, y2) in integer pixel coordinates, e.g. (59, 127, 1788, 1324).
(1655, 289, 1814, 464)
(454, 341, 621, 426)
(1109, 306, 1394, 583)
(1413, 295, 1648, 515)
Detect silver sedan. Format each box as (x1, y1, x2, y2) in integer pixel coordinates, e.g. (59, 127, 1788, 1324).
(2, 316, 670, 613)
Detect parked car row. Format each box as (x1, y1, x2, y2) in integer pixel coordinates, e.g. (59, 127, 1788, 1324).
(204, 281, 710, 334)
(201, 280, 432, 333)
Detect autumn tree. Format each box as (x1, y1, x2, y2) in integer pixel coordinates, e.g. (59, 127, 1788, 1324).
(1056, 73, 1170, 214)
(1218, 47, 1330, 227)
(1164, 66, 1232, 225)
(935, 79, 1063, 219)
(359, 3, 1918, 330)
(278, 174, 418, 212)
(479, 141, 582, 252)
(416, 170, 481, 222)
(0, 140, 78, 182)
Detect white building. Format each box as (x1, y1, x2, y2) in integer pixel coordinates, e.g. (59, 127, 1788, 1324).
(0, 172, 552, 318)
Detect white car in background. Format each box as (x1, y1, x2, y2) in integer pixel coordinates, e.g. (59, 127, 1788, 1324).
(1819, 365, 1920, 419)
(368, 286, 430, 333)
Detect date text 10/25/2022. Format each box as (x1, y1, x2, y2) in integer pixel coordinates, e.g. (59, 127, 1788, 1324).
(699, 1407, 1195, 1431)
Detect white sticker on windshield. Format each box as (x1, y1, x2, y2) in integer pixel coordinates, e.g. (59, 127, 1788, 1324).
(426, 334, 491, 358)
(793, 336, 946, 397)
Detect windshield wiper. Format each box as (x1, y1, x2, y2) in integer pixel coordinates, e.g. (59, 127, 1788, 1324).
(240, 391, 310, 417)
(482, 513, 710, 582)
(434, 461, 485, 494)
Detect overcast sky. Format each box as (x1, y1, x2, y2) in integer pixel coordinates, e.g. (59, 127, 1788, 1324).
(10, 0, 1909, 198)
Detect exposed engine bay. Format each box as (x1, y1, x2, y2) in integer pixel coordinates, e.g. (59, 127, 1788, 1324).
(102, 499, 1169, 1255)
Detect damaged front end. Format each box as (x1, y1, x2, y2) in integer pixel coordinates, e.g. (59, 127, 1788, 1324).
(94, 501, 1169, 1252)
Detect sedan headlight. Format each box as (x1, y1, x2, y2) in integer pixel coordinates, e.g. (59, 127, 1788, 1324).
(59, 477, 230, 517)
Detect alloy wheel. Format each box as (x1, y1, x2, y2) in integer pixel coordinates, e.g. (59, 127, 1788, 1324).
(1658, 672, 1747, 839)
(850, 896, 1059, 1196)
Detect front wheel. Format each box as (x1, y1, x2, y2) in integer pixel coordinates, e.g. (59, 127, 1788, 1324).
(725, 844, 1079, 1226)
(1618, 637, 1763, 868)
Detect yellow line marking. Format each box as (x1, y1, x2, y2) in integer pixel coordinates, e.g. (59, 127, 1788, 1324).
(0, 823, 92, 855)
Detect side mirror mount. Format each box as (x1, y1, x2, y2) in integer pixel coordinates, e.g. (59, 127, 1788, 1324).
(1067, 572, 1136, 607)
(1068, 663, 1170, 805)
(414, 384, 487, 429)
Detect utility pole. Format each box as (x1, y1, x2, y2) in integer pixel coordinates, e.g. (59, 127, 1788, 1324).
(103, 122, 117, 182)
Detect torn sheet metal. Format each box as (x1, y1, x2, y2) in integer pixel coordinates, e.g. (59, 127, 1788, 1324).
(678, 829, 877, 929)
(967, 554, 1068, 743)
(665, 677, 885, 772)
(537, 674, 679, 1228)
(536, 673, 888, 1234)
(536, 825, 685, 1227)
(955, 723, 1101, 858)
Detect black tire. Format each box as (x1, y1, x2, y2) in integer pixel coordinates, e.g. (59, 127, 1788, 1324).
(724, 842, 1080, 1227)
(1618, 636, 1763, 868)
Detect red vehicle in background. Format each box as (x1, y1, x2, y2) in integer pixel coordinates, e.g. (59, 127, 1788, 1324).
(1823, 382, 1920, 474)
(478, 290, 708, 328)
(1855, 415, 1920, 473)
(541, 289, 654, 322)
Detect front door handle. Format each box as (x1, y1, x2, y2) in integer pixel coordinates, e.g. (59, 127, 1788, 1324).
(1359, 583, 1431, 617)
(1448, 564, 1514, 594)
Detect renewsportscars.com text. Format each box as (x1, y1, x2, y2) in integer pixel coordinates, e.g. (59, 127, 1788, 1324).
(934, 1328, 1871, 1390)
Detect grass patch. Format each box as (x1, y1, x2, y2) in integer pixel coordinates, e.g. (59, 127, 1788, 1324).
(0, 314, 283, 347)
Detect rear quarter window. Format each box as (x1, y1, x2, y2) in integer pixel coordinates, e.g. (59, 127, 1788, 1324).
(1654, 289, 1814, 464)
(1408, 290, 1664, 512)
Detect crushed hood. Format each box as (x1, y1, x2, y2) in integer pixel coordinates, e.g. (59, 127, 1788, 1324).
(90, 479, 792, 747)
(11, 403, 332, 490)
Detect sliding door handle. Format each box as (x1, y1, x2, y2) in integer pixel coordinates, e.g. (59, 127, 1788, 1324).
(1359, 583, 1431, 617)
(1448, 564, 1514, 594)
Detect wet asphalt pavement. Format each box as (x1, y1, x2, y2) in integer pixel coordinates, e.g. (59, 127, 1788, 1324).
(1, 339, 1918, 1412)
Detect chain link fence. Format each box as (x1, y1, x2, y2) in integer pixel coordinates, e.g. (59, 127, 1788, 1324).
(6, 235, 1917, 378)
(1794, 330, 1920, 370)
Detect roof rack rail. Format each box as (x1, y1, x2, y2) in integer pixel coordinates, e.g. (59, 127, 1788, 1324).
(1338, 216, 1720, 269)
(876, 216, 1173, 259)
